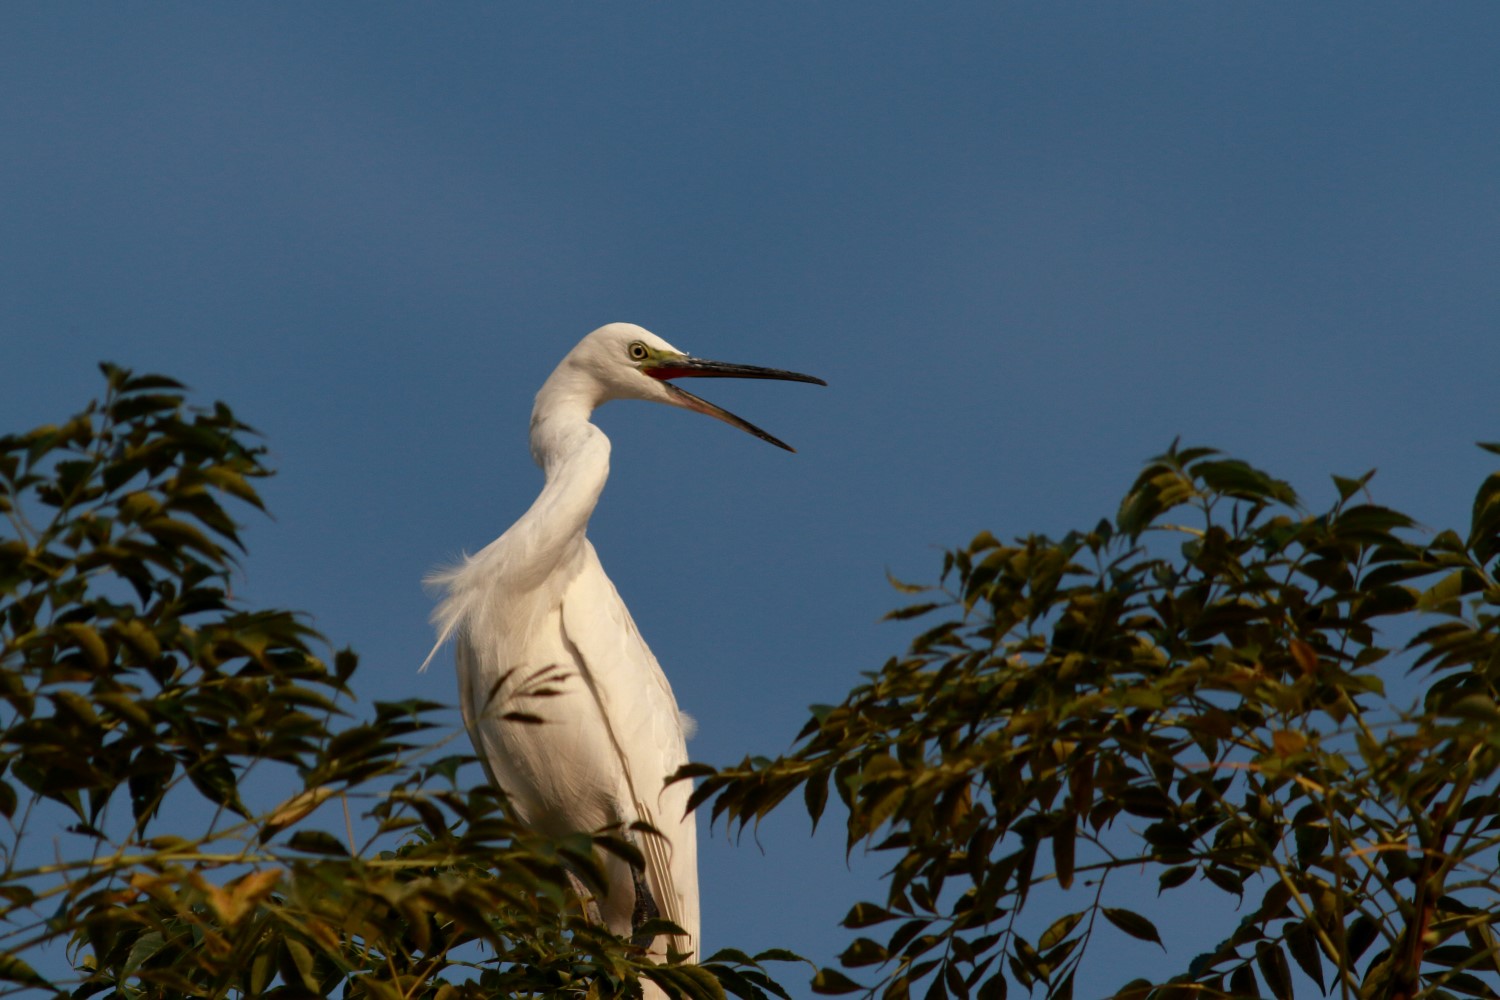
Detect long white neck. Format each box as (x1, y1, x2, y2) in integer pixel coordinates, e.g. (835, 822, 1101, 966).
(496, 373, 611, 590)
(425, 362, 612, 665)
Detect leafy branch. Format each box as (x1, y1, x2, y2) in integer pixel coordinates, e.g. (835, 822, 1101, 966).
(0, 366, 794, 1000)
(692, 442, 1500, 1000)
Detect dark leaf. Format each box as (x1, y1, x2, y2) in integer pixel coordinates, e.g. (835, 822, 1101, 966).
(838, 938, 887, 968)
(843, 902, 894, 929)
(1101, 908, 1163, 949)
(1255, 942, 1293, 1000)
(811, 968, 865, 995)
(1158, 866, 1195, 892)
(1229, 965, 1260, 998)
(1344, 915, 1379, 962)
(286, 830, 350, 855)
(0, 953, 50, 988)
(1284, 920, 1325, 993)
(1051, 825, 1075, 890)
(975, 971, 1007, 1000)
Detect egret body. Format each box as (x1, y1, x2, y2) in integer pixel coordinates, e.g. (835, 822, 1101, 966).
(428, 323, 823, 977)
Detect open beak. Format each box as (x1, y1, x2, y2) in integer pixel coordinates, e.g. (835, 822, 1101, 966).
(642, 356, 826, 452)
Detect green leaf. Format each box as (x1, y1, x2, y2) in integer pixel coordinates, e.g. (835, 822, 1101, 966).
(1331, 504, 1415, 544)
(1039, 911, 1084, 951)
(1469, 471, 1500, 561)
(121, 930, 167, 983)
(61, 622, 110, 669)
(650, 965, 728, 1000)
(1332, 470, 1374, 502)
(280, 937, 320, 992)
(1193, 459, 1296, 505)
(1443, 694, 1500, 723)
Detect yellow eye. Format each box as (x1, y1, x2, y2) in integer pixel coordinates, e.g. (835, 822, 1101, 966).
(628, 342, 650, 362)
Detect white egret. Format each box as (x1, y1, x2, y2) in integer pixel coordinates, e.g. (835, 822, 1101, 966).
(427, 323, 823, 980)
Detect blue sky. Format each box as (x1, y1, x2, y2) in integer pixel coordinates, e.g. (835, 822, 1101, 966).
(2, 4, 1497, 995)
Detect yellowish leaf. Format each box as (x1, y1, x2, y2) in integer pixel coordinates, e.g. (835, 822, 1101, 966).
(1289, 639, 1318, 677)
(193, 868, 281, 926)
(1272, 730, 1307, 756)
(61, 623, 109, 669)
(307, 917, 342, 954)
(265, 786, 338, 832)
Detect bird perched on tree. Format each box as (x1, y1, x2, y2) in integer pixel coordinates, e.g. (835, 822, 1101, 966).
(427, 322, 823, 982)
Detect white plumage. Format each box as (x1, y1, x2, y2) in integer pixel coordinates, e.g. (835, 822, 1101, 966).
(428, 323, 823, 983)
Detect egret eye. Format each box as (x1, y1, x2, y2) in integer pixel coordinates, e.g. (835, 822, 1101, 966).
(628, 342, 650, 362)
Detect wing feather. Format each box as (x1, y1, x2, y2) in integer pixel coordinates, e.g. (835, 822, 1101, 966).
(560, 541, 700, 960)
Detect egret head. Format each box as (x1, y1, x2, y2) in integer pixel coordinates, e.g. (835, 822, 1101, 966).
(557, 323, 825, 451)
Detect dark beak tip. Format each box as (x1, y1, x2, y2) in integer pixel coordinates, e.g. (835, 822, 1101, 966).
(659, 358, 827, 387)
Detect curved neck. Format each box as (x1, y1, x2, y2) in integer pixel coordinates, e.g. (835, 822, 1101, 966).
(500, 386, 611, 587)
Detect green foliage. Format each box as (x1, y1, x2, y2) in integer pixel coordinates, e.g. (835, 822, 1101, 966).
(17, 368, 1499, 1000)
(694, 442, 1500, 999)
(0, 366, 793, 999)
